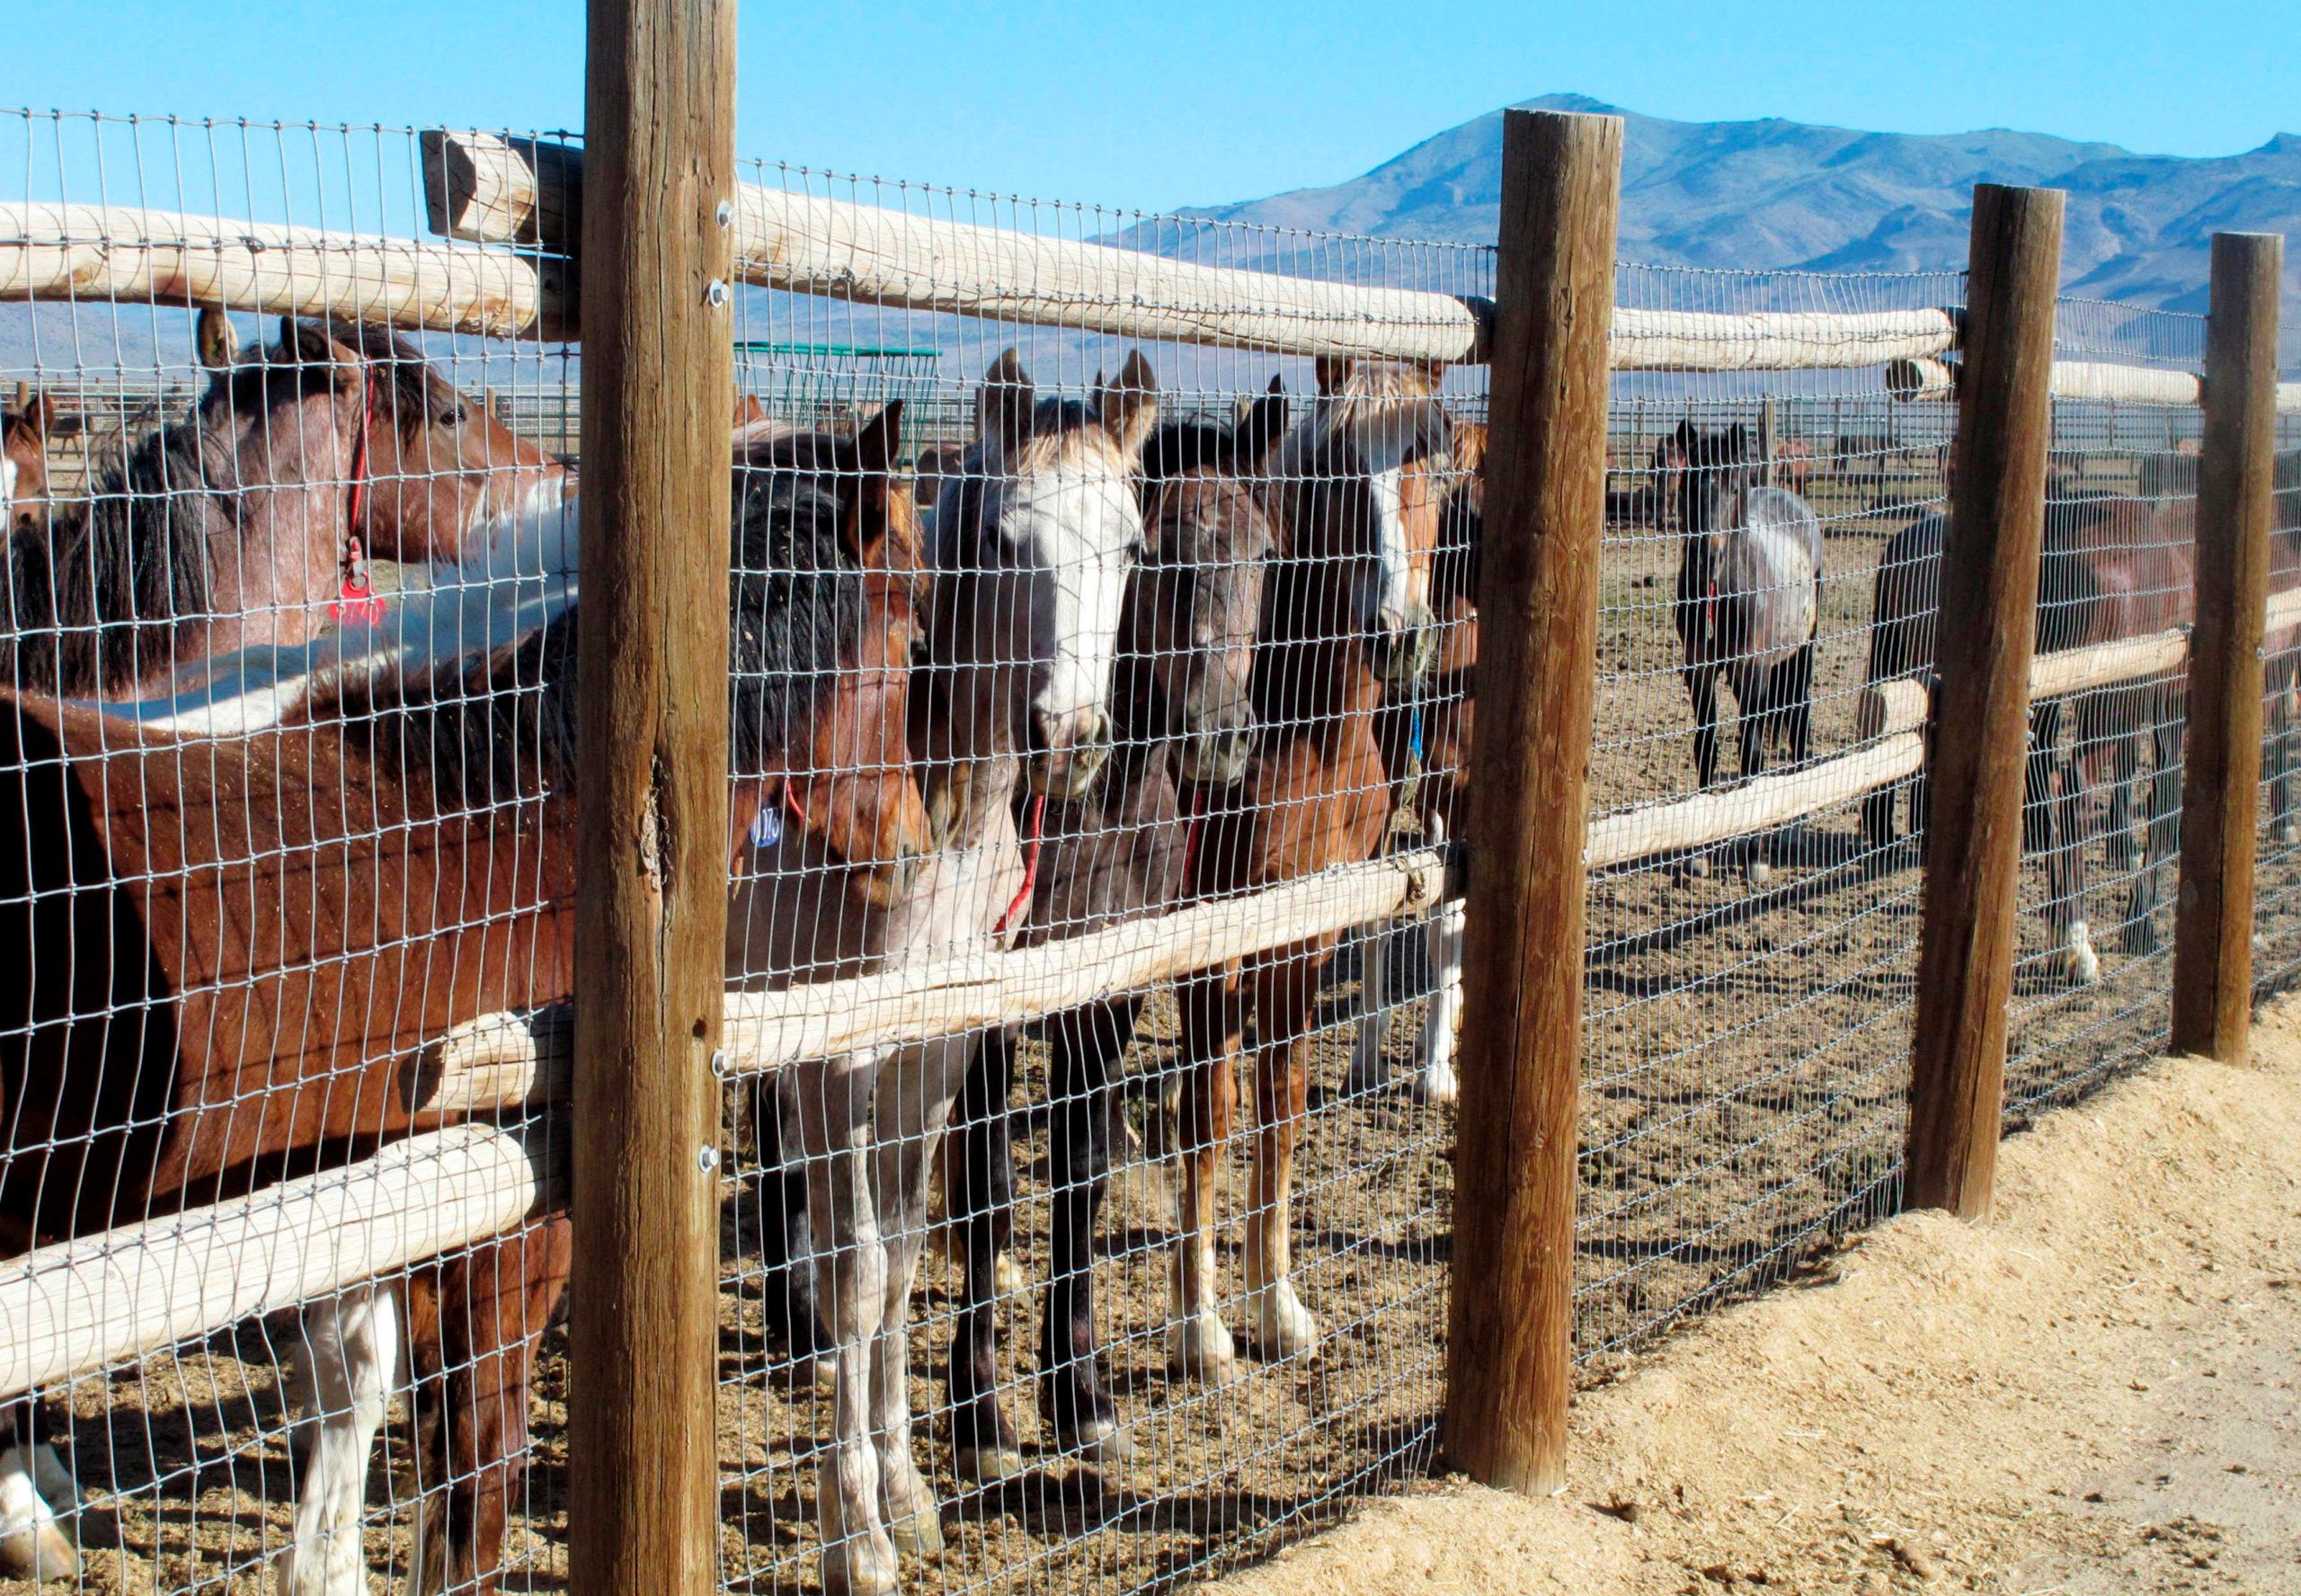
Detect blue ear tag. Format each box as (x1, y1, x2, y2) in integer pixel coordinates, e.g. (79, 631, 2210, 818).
(1408, 704, 1425, 764)
(751, 805, 784, 849)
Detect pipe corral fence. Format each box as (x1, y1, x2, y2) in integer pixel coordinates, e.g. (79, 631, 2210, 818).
(0, 52, 2297, 1596)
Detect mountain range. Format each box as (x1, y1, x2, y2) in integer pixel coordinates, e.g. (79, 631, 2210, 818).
(1179, 93, 2301, 325)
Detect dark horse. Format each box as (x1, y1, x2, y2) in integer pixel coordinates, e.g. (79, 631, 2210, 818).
(941, 388, 1285, 1479)
(1862, 488, 2197, 982)
(1, 315, 561, 700)
(0, 412, 917, 1592)
(1673, 421, 1824, 881)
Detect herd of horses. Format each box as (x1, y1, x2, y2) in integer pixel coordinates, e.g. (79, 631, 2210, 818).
(0, 321, 2284, 1595)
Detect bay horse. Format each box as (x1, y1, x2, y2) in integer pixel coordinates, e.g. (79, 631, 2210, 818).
(941, 388, 1284, 1480)
(1168, 358, 1451, 1379)
(2261, 450, 2301, 842)
(728, 351, 1158, 1595)
(1351, 418, 1484, 1105)
(0, 315, 559, 701)
(0, 411, 917, 1593)
(1673, 421, 1823, 882)
(1862, 489, 2196, 982)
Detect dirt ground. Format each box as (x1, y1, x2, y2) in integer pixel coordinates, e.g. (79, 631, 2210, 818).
(1206, 998, 2301, 1596)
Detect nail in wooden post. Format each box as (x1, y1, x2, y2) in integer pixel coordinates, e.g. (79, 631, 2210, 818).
(1442, 107, 1620, 1495)
(1905, 184, 2065, 1219)
(568, 2, 736, 1594)
(2172, 232, 2285, 1060)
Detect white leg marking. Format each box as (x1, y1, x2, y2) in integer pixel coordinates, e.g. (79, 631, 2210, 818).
(1346, 920, 1394, 1093)
(278, 1284, 401, 1596)
(0, 1442, 78, 1582)
(1416, 894, 1466, 1106)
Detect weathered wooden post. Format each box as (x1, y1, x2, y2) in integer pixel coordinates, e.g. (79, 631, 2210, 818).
(1443, 107, 1621, 1494)
(1904, 184, 2066, 1219)
(568, 2, 737, 1593)
(2172, 231, 2285, 1060)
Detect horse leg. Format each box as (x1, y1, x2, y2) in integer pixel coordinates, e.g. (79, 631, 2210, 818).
(413, 1220, 572, 1595)
(865, 1036, 972, 1560)
(275, 1283, 402, 1596)
(1411, 813, 1464, 1106)
(2270, 664, 2297, 843)
(1345, 916, 1395, 1095)
(2125, 711, 2186, 955)
(943, 1026, 1022, 1483)
(1168, 966, 1241, 1380)
(1244, 952, 1320, 1361)
(0, 1401, 78, 1582)
(1040, 995, 1140, 1461)
(1682, 665, 1720, 878)
(751, 1072, 832, 1370)
(793, 1054, 900, 1596)
(1734, 668, 1774, 883)
(2048, 738, 2101, 985)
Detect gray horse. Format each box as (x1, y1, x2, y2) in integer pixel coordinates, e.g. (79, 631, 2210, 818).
(1672, 421, 1824, 881)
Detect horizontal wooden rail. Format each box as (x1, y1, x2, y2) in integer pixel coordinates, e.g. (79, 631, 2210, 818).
(0, 202, 570, 339)
(1891, 352, 2301, 412)
(1585, 678, 1929, 869)
(423, 129, 1959, 370)
(0, 1123, 555, 1401)
(409, 843, 1448, 1116)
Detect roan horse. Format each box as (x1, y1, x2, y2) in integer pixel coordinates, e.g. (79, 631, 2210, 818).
(1863, 486, 2197, 982)
(941, 388, 1284, 1480)
(729, 351, 1158, 1596)
(1673, 421, 1824, 882)
(0, 315, 560, 700)
(1168, 358, 1451, 1378)
(1352, 418, 1485, 1105)
(0, 411, 919, 1593)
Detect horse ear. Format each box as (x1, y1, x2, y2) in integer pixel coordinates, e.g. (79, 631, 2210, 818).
(1314, 356, 1351, 395)
(976, 349, 1033, 460)
(1725, 423, 1753, 462)
(22, 392, 58, 440)
(1235, 376, 1290, 469)
(841, 400, 906, 566)
(195, 308, 238, 371)
(1096, 351, 1159, 460)
(1673, 418, 1699, 456)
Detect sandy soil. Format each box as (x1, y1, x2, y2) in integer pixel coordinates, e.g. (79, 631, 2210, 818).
(1205, 998, 2301, 1596)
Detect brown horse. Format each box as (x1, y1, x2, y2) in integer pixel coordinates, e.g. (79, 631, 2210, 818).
(1863, 489, 2196, 981)
(1, 316, 560, 701)
(1354, 419, 1484, 1104)
(0, 411, 919, 1592)
(942, 388, 1284, 1479)
(2260, 451, 2301, 841)
(1168, 358, 1451, 1377)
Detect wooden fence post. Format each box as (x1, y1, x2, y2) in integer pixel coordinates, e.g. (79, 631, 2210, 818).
(568, 3, 737, 1595)
(1905, 184, 2066, 1219)
(2172, 231, 2285, 1060)
(1442, 107, 1621, 1495)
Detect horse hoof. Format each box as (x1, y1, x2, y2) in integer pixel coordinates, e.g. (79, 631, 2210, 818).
(1166, 1313, 1239, 1383)
(2122, 922, 2159, 958)
(1746, 859, 1772, 886)
(1247, 1283, 1319, 1361)
(953, 1444, 1026, 1486)
(0, 1448, 78, 1584)
(2056, 923, 2101, 986)
(821, 1534, 902, 1596)
(1412, 1062, 1460, 1107)
(1053, 1416, 1136, 1467)
(1345, 1029, 1391, 1095)
(992, 1251, 1026, 1299)
(885, 1510, 945, 1558)
(1681, 853, 1711, 882)
(0, 1526, 77, 1583)
(2277, 822, 2298, 847)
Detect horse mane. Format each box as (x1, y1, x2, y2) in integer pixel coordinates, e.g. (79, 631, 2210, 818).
(1279, 359, 1454, 482)
(307, 320, 460, 442)
(297, 433, 869, 811)
(3, 415, 224, 696)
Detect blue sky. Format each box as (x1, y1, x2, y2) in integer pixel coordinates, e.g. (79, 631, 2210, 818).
(13, 0, 2297, 215)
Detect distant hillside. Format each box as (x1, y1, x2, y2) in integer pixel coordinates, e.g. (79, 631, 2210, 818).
(1180, 93, 2301, 323)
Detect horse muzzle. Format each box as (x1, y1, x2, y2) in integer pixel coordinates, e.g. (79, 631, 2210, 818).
(1026, 708, 1113, 800)
(1369, 606, 1438, 687)
(1177, 705, 1255, 787)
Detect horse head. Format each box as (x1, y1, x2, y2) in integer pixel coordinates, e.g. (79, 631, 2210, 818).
(1277, 357, 1453, 688)
(932, 349, 1158, 799)
(3, 393, 57, 538)
(744, 403, 933, 908)
(1126, 379, 1286, 786)
(1674, 421, 1763, 554)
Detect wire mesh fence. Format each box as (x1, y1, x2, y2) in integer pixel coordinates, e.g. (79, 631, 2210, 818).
(0, 101, 2284, 1596)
